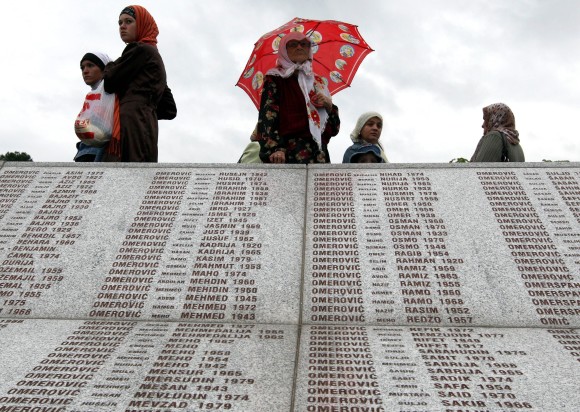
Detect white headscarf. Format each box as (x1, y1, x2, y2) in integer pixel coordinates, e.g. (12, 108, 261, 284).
(350, 111, 383, 142)
(266, 32, 330, 149)
(349, 111, 388, 162)
(81, 51, 112, 89)
(81, 51, 112, 69)
(91, 52, 112, 66)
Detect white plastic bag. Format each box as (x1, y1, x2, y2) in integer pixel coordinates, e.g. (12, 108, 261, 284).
(74, 81, 114, 147)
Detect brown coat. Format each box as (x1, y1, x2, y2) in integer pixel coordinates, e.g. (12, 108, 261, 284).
(103, 43, 176, 162)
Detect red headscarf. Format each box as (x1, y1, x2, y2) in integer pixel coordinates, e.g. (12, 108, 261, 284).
(108, 5, 159, 160)
(121, 5, 159, 46)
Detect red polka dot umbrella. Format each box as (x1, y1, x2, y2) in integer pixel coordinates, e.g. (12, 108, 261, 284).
(236, 17, 374, 110)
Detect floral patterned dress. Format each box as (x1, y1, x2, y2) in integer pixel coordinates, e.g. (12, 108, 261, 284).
(257, 74, 340, 164)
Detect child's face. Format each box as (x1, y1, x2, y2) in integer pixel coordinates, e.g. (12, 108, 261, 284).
(81, 61, 104, 86)
(359, 117, 383, 144)
(356, 153, 380, 163)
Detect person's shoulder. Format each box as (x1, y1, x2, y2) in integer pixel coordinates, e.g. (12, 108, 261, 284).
(342, 146, 355, 163)
(342, 142, 363, 163)
(124, 42, 158, 56)
(138, 43, 160, 55)
(485, 130, 503, 140)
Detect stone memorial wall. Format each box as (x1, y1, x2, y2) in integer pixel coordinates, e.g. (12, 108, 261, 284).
(0, 161, 579, 411)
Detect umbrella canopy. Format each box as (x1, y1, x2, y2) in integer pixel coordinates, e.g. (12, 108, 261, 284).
(236, 17, 374, 110)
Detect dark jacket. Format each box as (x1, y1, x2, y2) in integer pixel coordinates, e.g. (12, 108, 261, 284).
(471, 131, 525, 162)
(103, 43, 176, 162)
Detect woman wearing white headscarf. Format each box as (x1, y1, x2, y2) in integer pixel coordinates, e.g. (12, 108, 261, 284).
(343, 111, 389, 163)
(74, 51, 112, 162)
(257, 32, 340, 164)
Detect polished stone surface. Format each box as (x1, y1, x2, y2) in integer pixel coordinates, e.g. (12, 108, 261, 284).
(303, 165, 580, 328)
(0, 319, 297, 411)
(0, 164, 305, 324)
(0, 162, 579, 411)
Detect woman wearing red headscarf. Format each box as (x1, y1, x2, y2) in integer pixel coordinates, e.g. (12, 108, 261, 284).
(103, 5, 176, 162)
(257, 32, 340, 164)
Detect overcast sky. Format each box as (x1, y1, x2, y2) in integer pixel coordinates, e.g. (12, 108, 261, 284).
(1, 0, 578, 163)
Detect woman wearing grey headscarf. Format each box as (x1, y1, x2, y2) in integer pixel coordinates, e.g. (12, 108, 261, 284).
(342, 111, 389, 163)
(470, 103, 525, 162)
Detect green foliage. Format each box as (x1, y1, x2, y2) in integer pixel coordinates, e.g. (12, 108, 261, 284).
(0, 151, 33, 161)
(449, 157, 469, 163)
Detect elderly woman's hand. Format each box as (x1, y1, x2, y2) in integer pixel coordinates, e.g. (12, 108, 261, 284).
(314, 92, 333, 112)
(269, 151, 286, 164)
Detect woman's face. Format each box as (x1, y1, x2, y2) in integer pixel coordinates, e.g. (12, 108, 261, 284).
(286, 39, 311, 64)
(359, 116, 383, 144)
(119, 13, 137, 43)
(482, 112, 490, 135)
(81, 61, 103, 86)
